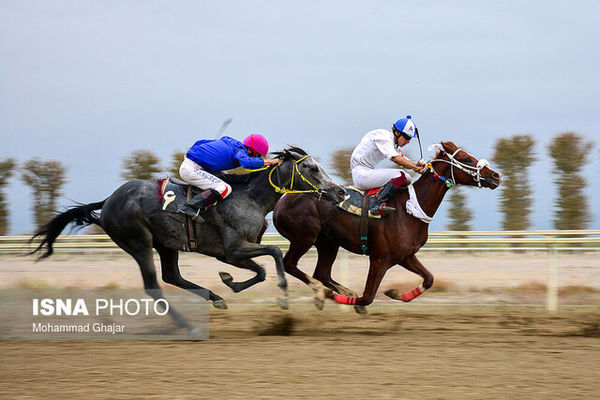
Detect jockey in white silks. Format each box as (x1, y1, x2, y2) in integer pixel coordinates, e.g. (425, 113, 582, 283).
(350, 115, 426, 216)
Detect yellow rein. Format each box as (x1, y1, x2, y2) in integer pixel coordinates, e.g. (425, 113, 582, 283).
(235, 155, 321, 194)
(269, 155, 321, 194)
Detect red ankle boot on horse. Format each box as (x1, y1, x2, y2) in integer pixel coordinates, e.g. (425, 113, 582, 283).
(274, 141, 502, 314)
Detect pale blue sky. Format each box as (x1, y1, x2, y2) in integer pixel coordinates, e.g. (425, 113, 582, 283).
(1, 1, 599, 234)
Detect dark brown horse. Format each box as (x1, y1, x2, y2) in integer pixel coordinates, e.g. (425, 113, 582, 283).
(273, 141, 501, 314)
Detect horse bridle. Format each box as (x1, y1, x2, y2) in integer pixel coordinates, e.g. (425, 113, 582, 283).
(268, 155, 323, 196)
(428, 148, 490, 188)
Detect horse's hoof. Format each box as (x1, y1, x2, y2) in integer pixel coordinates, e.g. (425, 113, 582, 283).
(219, 271, 233, 284)
(354, 305, 368, 316)
(384, 289, 399, 299)
(314, 297, 324, 310)
(213, 299, 228, 309)
(277, 297, 289, 310)
(188, 327, 207, 340)
(309, 281, 326, 310)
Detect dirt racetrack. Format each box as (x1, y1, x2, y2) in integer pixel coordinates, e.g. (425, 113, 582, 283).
(2, 307, 600, 399)
(1, 252, 599, 399)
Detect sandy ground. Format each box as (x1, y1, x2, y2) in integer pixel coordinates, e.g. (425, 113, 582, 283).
(1, 307, 600, 399)
(1, 252, 599, 399)
(2, 251, 599, 305)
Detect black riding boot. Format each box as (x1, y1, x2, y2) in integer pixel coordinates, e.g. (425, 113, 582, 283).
(369, 181, 403, 216)
(177, 189, 221, 222)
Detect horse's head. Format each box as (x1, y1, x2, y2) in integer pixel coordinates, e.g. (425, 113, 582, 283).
(428, 142, 502, 189)
(271, 147, 346, 203)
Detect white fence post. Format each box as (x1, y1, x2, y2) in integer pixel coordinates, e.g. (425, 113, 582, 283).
(546, 245, 558, 312)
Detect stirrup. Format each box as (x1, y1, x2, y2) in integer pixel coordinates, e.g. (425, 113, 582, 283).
(370, 203, 396, 216)
(177, 205, 205, 223)
(190, 211, 205, 223)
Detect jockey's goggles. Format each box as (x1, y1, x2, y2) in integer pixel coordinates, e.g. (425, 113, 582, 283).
(393, 128, 413, 141)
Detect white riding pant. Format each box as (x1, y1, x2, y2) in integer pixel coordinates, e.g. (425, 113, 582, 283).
(179, 157, 232, 199)
(351, 165, 410, 190)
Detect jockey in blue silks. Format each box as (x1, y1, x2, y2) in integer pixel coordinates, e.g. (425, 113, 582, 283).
(178, 134, 281, 220)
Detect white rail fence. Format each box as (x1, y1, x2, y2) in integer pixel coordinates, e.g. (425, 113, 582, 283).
(2, 230, 599, 254)
(2, 230, 599, 312)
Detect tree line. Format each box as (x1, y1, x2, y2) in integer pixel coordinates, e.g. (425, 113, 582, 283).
(0, 131, 595, 234)
(0, 149, 186, 235)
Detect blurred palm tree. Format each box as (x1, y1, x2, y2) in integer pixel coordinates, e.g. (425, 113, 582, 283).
(21, 159, 67, 229)
(0, 158, 17, 235)
(329, 147, 353, 186)
(548, 132, 593, 230)
(447, 187, 472, 231)
(492, 135, 536, 230)
(168, 150, 186, 179)
(120, 150, 162, 181)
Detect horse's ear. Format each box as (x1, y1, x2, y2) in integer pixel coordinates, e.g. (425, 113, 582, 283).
(441, 141, 458, 154)
(428, 143, 444, 154)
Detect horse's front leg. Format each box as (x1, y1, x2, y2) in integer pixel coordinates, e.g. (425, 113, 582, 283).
(218, 258, 266, 293)
(384, 254, 434, 302)
(219, 240, 289, 309)
(328, 258, 391, 308)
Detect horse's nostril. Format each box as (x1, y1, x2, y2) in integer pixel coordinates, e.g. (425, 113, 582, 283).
(492, 173, 500, 180)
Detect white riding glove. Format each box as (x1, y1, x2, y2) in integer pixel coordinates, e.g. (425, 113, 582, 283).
(416, 159, 428, 174)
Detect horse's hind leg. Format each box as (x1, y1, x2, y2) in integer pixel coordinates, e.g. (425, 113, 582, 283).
(109, 233, 193, 330)
(313, 236, 367, 315)
(155, 245, 227, 310)
(282, 239, 327, 310)
(384, 254, 433, 302)
(313, 236, 344, 291)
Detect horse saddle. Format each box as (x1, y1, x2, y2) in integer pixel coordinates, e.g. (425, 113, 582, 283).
(158, 177, 206, 213)
(337, 186, 384, 219)
(158, 177, 211, 252)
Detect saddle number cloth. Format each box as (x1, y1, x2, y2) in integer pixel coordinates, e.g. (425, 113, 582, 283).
(337, 186, 382, 219)
(159, 178, 193, 213)
(337, 184, 433, 224)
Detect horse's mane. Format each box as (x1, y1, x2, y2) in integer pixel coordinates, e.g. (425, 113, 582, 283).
(215, 146, 308, 185)
(271, 146, 308, 160)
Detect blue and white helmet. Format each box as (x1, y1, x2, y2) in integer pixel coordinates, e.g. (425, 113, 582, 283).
(393, 115, 417, 138)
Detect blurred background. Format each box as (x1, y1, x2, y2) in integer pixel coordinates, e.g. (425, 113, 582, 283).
(1, 3, 599, 398)
(1, 0, 599, 235)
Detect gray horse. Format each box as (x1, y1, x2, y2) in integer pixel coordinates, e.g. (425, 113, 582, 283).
(30, 147, 345, 331)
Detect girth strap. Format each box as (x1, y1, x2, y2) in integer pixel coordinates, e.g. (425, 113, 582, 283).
(186, 185, 197, 251)
(360, 193, 369, 255)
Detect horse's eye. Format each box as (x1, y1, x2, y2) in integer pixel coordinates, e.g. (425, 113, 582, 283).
(465, 158, 472, 164)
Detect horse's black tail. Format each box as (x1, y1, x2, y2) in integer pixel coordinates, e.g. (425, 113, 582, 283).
(29, 200, 106, 259)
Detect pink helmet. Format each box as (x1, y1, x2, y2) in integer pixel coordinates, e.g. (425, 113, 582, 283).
(243, 134, 269, 157)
